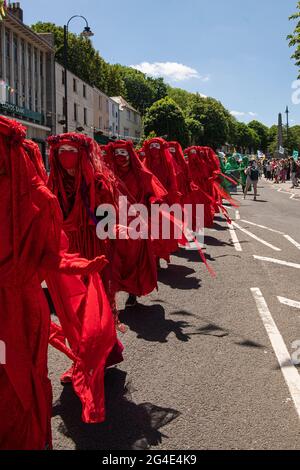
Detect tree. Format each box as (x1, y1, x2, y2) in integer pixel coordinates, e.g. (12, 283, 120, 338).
(167, 87, 194, 114)
(288, 3, 300, 77)
(233, 122, 260, 152)
(248, 120, 269, 152)
(187, 95, 230, 149)
(31, 22, 125, 96)
(144, 97, 189, 147)
(185, 117, 204, 145)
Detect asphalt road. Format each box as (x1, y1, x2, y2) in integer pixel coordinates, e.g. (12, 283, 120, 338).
(49, 178, 300, 450)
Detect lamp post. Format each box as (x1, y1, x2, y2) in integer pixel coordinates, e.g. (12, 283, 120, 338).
(63, 15, 94, 133)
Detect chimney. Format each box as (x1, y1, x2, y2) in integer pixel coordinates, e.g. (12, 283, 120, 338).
(8, 2, 24, 22)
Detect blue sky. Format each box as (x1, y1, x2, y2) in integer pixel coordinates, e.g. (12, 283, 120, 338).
(20, 0, 300, 126)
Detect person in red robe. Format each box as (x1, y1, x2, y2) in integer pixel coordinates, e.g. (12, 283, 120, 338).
(107, 140, 179, 264)
(197, 147, 238, 221)
(23, 137, 124, 424)
(0, 116, 115, 449)
(47, 133, 157, 310)
(143, 137, 181, 205)
(185, 146, 216, 228)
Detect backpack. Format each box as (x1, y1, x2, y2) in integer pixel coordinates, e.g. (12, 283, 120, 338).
(250, 167, 259, 181)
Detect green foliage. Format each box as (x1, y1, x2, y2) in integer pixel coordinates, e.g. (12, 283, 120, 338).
(31, 22, 124, 96)
(232, 122, 260, 151)
(248, 120, 269, 152)
(288, 2, 300, 77)
(187, 95, 231, 149)
(144, 97, 189, 147)
(167, 87, 194, 114)
(112, 66, 167, 114)
(185, 117, 204, 145)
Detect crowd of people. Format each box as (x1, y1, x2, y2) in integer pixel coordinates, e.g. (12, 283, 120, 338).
(263, 158, 300, 188)
(0, 115, 240, 450)
(3, 112, 299, 449)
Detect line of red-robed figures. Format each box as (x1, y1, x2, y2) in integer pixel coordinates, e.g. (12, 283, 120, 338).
(0, 115, 237, 450)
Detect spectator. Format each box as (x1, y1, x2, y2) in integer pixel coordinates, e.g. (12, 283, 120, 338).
(244, 160, 259, 201)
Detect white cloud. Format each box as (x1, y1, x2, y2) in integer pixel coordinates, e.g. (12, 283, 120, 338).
(230, 110, 246, 117)
(130, 61, 209, 83)
(230, 110, 258, 118)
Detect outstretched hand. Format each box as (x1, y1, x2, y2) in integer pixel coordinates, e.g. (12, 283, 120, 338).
(59, 255, 108, 275)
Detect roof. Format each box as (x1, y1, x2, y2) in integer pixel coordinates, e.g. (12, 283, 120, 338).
(4, 12, 55, 51)
(111, 96, 139, 114)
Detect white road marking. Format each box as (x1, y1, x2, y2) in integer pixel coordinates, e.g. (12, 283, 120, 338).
(241, 220, 284, 235)
(290, 194, 296, 200)
(251, 288, 300, 420)
(227, 223, 242, 252)
(232, 222, 281, 252)
(278, 297, 300, 310)
(284, 235, 300, 250)
(235, 210, 240, 220)
(253, 255, 300, 269)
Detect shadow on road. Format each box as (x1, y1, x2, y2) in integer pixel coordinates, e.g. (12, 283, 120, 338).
(205, 236, 233, 247)
(120, 304, 192, 343)
(158, 264, 201, 290)
(173, 249, 215, 264)
(52, 369, 180, 450)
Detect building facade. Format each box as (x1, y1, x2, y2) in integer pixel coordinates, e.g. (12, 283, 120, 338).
(0, 4, 55, 156)
(93, 87, 120, 143)
(56, 62, 94, 138)
(111, 96, 142, 143)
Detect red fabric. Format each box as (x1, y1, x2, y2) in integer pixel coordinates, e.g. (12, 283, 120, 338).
(185, 146, 216, 228)
(23, 137, 123, 425)
(59, 150, 79, 170)
(198, 147, 238, 220)
(108, 140, 178, 261)
(144, 138, 181, 205)
(48, 133, 157, 298)
(0, 116, 53, 449)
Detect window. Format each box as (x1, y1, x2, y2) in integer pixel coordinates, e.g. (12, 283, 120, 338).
(62, 69, 65, 85)
(127, 109, 131, 121)
(124, 127, 129, 138)
(83, 84, 86, 99)
(5, 29, 11, 103)
(62, 97, 66, 116)
(73, 78, 77, 93)
(20, 40, 25, 105)
(106, 99, 109, 113)
(84, 107, 87, 126)
(99, 96, 102, 109)
(74, 103, 78, 122)
(28, 44, 32, 109)
(134, 113, 138, 124)
(99, 116, 102, 130)
(13, 35, 19, 106)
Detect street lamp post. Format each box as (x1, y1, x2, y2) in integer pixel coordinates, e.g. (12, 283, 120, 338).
(63, 15, 94, 133)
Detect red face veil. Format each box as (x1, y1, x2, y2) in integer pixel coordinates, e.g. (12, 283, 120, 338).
(59, 149, 79, 171)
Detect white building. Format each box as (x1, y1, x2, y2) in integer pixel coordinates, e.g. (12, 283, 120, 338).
(0, 3, 55, 156)
(111, 96, 142, 143)
(55, 62, 94, 137)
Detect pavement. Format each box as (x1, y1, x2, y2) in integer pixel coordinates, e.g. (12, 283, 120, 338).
(49, 178, 300, 450)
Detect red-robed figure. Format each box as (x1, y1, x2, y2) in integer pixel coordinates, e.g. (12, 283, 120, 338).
(0, 117, 119, 448)
(197, 147, 238, 221)
(143, 137, 181, 205)
(23, 137, 123, 425)
(47, 133, 157, 308)
(107, 140, 179, 263)
(185, 146, 216, 228)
